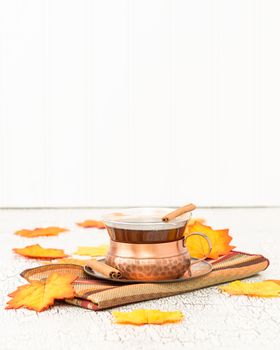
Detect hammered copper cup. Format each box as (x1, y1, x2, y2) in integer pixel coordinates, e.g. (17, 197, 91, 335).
(103, 208, 211, 281)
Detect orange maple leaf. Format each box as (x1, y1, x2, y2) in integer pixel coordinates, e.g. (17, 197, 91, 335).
(185, 222, 235, 259)
(13, 244, 67, 259)
(76, 220, 106, 229)
(15, 226, 68, 237)
(6, 273, 76, 312)
(112, 309, 184, 325)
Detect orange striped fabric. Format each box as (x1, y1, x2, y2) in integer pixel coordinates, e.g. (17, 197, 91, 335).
(21, 251, 269, 310)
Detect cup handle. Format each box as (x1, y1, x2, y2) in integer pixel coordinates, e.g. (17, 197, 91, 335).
(185, 232, 212, 266)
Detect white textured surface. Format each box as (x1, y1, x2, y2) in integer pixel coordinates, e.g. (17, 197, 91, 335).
(0, 208, 279, 350)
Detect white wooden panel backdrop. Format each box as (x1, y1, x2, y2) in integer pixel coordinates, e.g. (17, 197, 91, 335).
(0, 0, 279, 207)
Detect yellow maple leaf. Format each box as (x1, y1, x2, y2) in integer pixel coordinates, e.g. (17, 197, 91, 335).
(13, 244, 67, 259)
(185, 222, 235, 259)
(74, 245, 109, 257)
(220, 280, 280, 298)
(185, 218, 205, 233)
(267, 280, 280, 286)
(112, 309, 184, 325)
(6, 273, 76, 312)
(15, 226, 68, 237)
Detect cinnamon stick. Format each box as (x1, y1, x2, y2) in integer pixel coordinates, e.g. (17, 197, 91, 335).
(86, 259, 122, 279)
(161, 203, 196, 222)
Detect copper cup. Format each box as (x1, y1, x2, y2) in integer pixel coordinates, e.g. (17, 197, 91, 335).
(103, 208, 211, 281)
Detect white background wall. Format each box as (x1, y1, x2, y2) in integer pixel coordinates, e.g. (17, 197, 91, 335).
(0, 0, 279, 208)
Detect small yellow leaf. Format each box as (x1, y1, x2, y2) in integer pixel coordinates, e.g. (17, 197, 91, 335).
(267, 280, 280, 286)
(220, 280, 280, 298)
(74, 245, 109, 257)
(112, 309, 184, 325)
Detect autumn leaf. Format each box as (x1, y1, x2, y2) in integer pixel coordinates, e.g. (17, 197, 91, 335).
(76, 220, 106, 229)
(15, 226, 68, 237)
(6, 273, 76, 311)
(112, 309, 184, 325)
(267, 280, 280, 286)
(13, 244, 67, 259)
(219, 280, 280, 298)
(44, 258, 87, 266)
(74, 245, 108, 257)
(185, 222, 235, 259)
(185, 218, 205, 231)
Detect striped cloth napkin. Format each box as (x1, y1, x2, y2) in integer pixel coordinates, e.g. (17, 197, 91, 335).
(21, 251, 269, 311)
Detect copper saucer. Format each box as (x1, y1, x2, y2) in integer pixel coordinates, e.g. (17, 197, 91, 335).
(84, 258, 212, 284)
